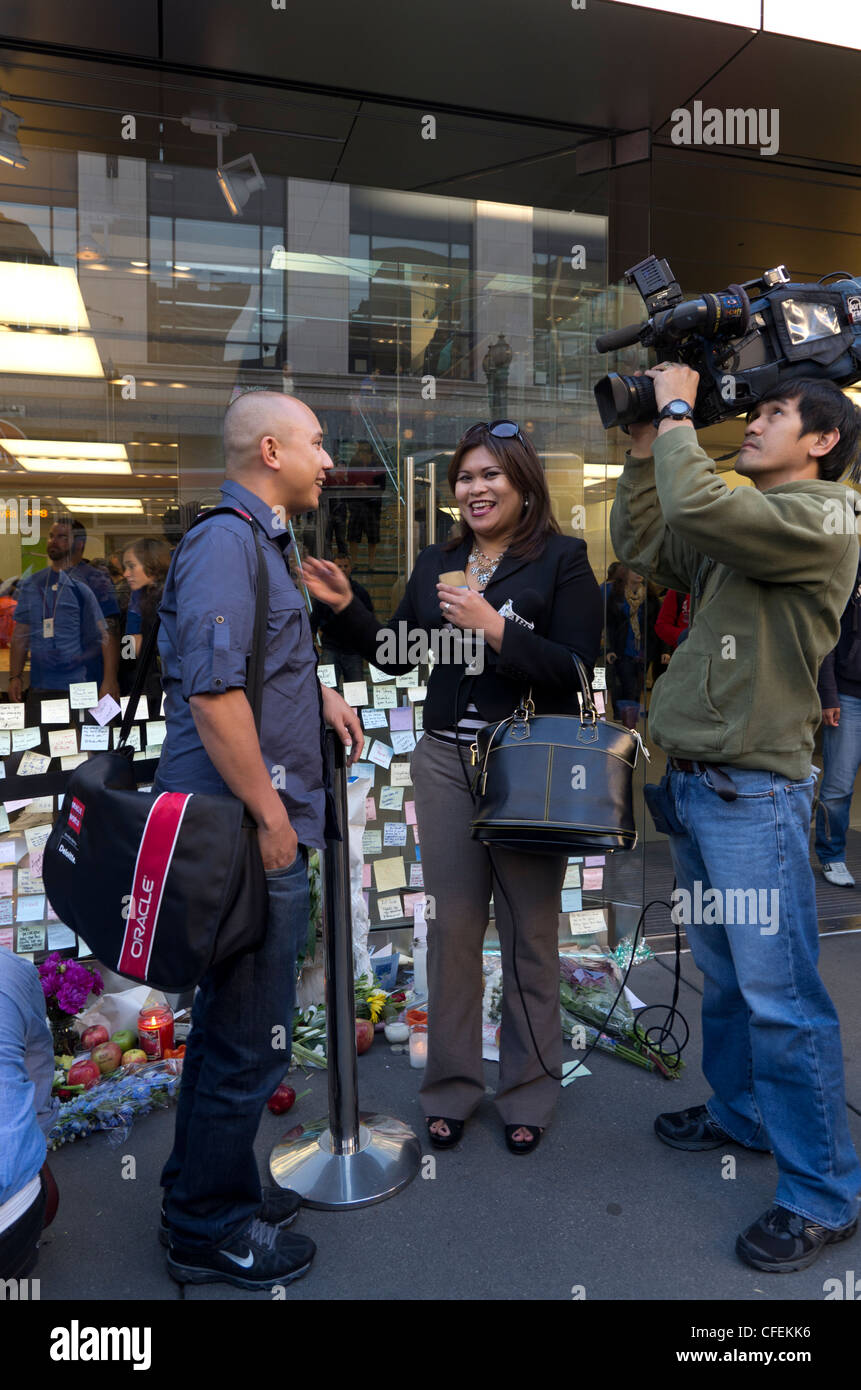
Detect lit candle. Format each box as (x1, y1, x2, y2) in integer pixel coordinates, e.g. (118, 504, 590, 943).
(137, 1004, 174, 1060)
(409, 1028, 428, 1069)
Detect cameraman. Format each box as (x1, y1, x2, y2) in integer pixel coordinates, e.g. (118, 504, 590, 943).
(610, 365, 861, 1272)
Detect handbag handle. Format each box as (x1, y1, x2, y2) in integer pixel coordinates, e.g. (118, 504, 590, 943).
(117, 507, 269, 749)
(516, 652, 599, 727)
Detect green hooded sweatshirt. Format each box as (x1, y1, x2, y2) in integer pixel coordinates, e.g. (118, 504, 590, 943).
(609, 427, 861, 781)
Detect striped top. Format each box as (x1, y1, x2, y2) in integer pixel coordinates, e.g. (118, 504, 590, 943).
(425, 702, 486, 748)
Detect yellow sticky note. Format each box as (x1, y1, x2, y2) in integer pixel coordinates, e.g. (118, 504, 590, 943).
(373, 856, 407, 892)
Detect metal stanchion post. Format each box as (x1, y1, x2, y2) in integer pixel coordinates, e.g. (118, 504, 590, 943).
(269, 734, 421, 1209)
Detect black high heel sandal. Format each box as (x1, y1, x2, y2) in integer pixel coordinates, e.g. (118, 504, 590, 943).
(426, 1117, 464, 1149)
(505, 1124, 544, 1155)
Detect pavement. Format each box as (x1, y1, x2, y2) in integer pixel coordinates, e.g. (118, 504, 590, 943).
(35, 898, 861, 1303)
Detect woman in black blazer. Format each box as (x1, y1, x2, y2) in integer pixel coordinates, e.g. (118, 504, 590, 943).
(303, 421, 602, 1154)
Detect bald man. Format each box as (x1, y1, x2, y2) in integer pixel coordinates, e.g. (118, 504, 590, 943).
(154, 390, 363, 1291)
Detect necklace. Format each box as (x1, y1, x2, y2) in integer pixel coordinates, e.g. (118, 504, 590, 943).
(467, 542, 505, 590)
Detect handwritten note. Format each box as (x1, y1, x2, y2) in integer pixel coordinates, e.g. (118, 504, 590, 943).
(379, 786, 404, 810)
(391, 731, 416, 755)
(395, 668, 420, 688)
(383, 822, 407, 847)
(316, 664, 337, 688)
(389, 706, 413, 731)
(373, 857, 406, 892)
(362, 829, 382, 855)
(81, 725, 109, 751)
(40, 698, 70, 723)
(373, 685, 397, 710)
(343, 681, 369, 707)
(18, 751, 51, 776)
(362, 708, 388, 730)
(91, 693, 121, 726)
(390, 762, 413, 788)
(16, 925, 46, 953)
(69, 681, 99, 710)
(0, 704, 25, 730)
(368, 741, 393, 770)
(377, 894, 404, 921)
(48, 728, 78, 758)
(12, 728, 41, 752)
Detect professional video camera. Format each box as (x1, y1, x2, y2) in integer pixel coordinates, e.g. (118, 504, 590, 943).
(593, 255, 861, 430)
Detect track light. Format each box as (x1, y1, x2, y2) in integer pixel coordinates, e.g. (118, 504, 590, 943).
(0, 94, 28, 171)
(181, 115, 266, 216)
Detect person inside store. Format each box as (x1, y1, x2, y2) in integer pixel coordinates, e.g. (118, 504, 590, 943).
(611, 367, 861, 1273)
(9, 516, 118, 725)
(0, 949, 59, 1280)
(310, 552, 375, 685)
(603, 564, 648, 727)
(122, 537, 172, 709)
(302, 420, 602, 1155)
(153, 390, 363, 1292)
(814, 551, 861, 887)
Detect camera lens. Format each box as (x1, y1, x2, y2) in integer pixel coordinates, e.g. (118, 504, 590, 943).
(594, 371, 657, 429)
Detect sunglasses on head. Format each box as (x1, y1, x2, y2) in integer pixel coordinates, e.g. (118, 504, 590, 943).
(461, 419, 525, 445)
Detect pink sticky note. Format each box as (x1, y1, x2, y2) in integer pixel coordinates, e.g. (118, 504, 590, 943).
(362, 863, 372, 889)
(403, 891, 424, 917)
(413, 825, 420, 845)
(0, 927, 13, 951)
(389, 707, 413, 731)
(582, 867, 603, 890)
(365, 797, 376, 821)
(404, 800, 417, 825)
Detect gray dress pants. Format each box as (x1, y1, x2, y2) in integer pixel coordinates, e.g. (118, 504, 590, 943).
(411, 732, 566, 1127)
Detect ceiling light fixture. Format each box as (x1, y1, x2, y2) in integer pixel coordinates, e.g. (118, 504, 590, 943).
(181, 116, 266, 217)
(0, 94, 28, 170)
(1, 440, 131, 475)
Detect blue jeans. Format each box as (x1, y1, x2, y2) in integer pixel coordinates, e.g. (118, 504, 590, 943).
(161, 848, 309, 1247)
(666, 765, 861, 1229)
(814, 692, 861, 863)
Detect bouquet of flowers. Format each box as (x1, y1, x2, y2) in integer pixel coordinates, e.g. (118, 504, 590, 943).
(47, 1059, 182, 1150)
(38, 953, 103, 1054)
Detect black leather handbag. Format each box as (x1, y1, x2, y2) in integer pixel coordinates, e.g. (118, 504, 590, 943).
(468, 655, 644, 854)
(43, 506, 270, 992)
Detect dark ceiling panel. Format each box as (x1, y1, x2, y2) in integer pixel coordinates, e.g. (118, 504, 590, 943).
(0, 0, 158, 57)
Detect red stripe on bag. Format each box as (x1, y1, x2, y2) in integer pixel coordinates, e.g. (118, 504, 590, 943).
(118, 793, 193, 979)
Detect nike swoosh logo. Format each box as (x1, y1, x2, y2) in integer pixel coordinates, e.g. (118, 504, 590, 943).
(223, 1247, 254, 1268)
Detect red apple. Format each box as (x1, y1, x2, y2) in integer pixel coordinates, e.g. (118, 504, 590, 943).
(121, 1049, 148, 1067)
(91, 1041, 123, 1074)
(81, 1025, 109, 1050)
(267, 1083, 296, 1115)
(67, 1059, 100, 1090)
(355, 1019, 374, 1055)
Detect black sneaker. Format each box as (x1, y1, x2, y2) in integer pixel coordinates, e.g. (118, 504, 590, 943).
(654, 1104, 769, 1152)
(167, 1217, 315, 1290)
(159, 1186, 302, 1247)
(737, 1204, 858, 1272)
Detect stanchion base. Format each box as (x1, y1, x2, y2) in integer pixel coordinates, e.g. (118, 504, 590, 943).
(269, 1112, 422, 1210)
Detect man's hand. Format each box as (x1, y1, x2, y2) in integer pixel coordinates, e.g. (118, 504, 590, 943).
(822, 706, 841, 727)
(258, 813, 299, 872)
(646, 362, 699, 415)
(8, 675, 23, 704)
(321, 683, 364, 764)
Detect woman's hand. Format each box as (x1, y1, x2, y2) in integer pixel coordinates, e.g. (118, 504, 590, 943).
(437, 583, 505, 651)
(301, 556, 353, 612)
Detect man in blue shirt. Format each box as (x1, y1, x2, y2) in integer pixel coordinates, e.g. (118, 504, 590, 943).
(0, 950, 57, 1279)
(154, 390, 362, 1292)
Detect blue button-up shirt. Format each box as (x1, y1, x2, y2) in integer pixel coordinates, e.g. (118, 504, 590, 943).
(154, 479, 327, 849)
(0, 950, 56, 1207)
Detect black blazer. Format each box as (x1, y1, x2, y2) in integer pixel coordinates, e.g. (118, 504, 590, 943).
(326, 532, 603, 732)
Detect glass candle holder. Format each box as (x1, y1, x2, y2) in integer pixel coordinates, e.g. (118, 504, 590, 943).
(409, 1024, 428, 1069)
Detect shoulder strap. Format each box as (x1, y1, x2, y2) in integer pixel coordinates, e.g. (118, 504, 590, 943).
(117, 506, 269, 748)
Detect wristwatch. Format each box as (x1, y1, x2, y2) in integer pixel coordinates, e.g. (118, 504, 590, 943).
(655, 399, 694, 424)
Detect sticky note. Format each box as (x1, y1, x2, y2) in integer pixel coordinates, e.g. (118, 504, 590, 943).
(146, 721, 167, 745)
(367, 663, 390, 684)
(361, 863, 372, 889)
(0, 899, 12, 925)
(594, 690, 606, 715)
(47, 924, 77, 951)
(407, 687, 427, 703)
(391, 731, 416, 754)
(0, 927, 12, 950)
(343, 681, 369, 707)
(568, 909, 608, 936)
(0, 732, 9, 755)
(69, 681, 99, 710)
(48, 728, 78, 758)
(561, 888, 583, 913)
(18, 751, 51, 776)
(563, 863, 581, 890)
(409, 862, 424, 888)
(16, 924, 46, 952)
(113, 725, 141, 750)
(389, 706, 413, 731)
(24, 826, 50, 854)
(61, 753, 87, 771)
(317, 664, 337, 688)
(352, 763, 375, 782)
(12, 728, 41, 752)
(403, 891, 425, 918)
(120, 695, 149, 721)
(40, 698, 70, 723)
(0, 869, 12, 895)
(368, 740, 393, 770)
(91, 694, 121, 726)
(16, 895, 46, 923)
(362, 829, 382, 855)
(404, 800, 417, 825)
(379, 786, 404, 810)
(17, 868, 43, 896)
(81, 725, 109, 751)
(0, 704, 25, 730)
(362, 708, 387, 730)
(415, 707, 424, 730)
(373, 685, 397, 709)
(377, 894, 404, 921)
(390, 762, 413, 787)
(582, 867, 603, 891)
(584, 856, 606, 867)
(395, 668, 419, 687)
(383, 822, 407, 846)
(373, 856, 406, 892)
(0, 807, 9, 834)
(365, 796, 376, 821)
